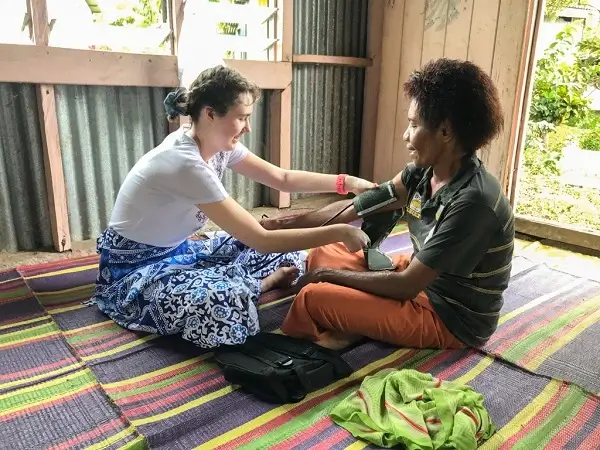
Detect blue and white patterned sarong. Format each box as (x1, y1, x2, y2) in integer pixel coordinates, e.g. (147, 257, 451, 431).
(91, 228, 305, 349)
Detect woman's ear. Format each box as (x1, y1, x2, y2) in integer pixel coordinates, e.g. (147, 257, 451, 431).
(202, 107, 215, 122)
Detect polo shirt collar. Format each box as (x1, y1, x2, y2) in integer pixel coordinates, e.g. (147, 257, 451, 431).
(417, 154, 481, 207)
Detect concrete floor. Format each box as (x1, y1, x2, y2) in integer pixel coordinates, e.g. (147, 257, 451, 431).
(0, 194, 342, 270)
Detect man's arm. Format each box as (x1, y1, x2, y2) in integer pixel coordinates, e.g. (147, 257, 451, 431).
(298, 258, 440, 301)
(262, 170, 409, 230)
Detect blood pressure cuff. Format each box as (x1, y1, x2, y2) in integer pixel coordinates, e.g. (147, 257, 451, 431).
(353, 181, 404, 249)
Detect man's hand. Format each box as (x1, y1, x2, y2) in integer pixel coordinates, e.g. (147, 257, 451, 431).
(293, 267, 333, 291)
(259, 216, 280, 230)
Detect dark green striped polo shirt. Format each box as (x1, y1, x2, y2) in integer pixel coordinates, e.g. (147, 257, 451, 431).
(401, 155, 515, 347)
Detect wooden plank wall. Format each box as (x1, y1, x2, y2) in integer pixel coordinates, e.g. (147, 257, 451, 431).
(371, 0, 532, 189)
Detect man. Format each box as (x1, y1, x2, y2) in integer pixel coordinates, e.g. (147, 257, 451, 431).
(263, 58, 514, 350)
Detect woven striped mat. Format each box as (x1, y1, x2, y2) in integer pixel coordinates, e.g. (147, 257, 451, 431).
(1, 227, 599, 449)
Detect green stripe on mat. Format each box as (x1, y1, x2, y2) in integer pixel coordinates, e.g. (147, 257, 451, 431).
(502, 294, 600, 361)
(0, 286, 30, 300)
(0, 369, 97, 410)
(0, 322, 59, 346)
(109, 362, 217, 401)
(516, 385, 588, 449)
(236, 395, 342, 450)
(67, 323, 123, 345)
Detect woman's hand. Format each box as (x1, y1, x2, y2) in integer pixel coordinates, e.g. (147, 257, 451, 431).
(341, 225, 370, 253)
(344, 176, 377, 195)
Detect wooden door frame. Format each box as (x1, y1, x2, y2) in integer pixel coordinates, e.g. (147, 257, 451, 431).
(505, 0, 600, 252)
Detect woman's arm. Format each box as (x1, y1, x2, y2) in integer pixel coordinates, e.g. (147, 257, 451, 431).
(262, 169, 410, 230)
(198, 196, 369, 254)
(229, 152, 376, 194)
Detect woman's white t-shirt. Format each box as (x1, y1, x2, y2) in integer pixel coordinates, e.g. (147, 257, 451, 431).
(108, 127, 248, 247)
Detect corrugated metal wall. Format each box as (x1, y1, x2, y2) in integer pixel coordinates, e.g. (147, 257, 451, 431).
(55, 85, 269, 243)
(55, 85, 170, 242)
(0, 83, 54, 252)
(292, 0, 368, 198)
(222, 91, 269, 208)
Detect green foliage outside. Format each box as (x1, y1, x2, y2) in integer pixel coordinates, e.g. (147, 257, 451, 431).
(517, 15, 600, 232)
(109, 0, 164, 27)
(544, 0, 588, 20)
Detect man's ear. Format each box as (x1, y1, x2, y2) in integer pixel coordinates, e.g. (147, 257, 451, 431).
(439, 121, 454, 143)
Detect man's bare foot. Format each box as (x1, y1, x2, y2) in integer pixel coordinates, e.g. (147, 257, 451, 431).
(261, 266, 300, 292)
(316, 331, 364, 350)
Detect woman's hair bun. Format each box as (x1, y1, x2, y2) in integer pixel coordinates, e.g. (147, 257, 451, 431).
(163, 87, 189, 122)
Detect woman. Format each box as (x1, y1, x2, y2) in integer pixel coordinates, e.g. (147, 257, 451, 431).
(91, 65, 374, 349)
(264, 58, 515, 350)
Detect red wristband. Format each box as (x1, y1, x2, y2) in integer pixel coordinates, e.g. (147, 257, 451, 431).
(336, 174, 349, 195)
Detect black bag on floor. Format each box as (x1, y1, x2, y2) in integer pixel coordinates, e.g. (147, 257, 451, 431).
(214, 333, 353, 404)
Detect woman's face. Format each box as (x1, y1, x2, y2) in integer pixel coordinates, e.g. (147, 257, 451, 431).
(403, 99, 446, 168)
(211, 92, 253, 150)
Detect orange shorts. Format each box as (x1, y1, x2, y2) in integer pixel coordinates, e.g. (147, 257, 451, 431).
(281, 243, 464, 349)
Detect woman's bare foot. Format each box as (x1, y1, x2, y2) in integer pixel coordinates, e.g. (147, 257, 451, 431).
(261, 266, 300, 292)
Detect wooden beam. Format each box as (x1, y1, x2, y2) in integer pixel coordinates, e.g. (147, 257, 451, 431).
(292, 55, 372, 68)
(507, 0, 544, 204)
(28, 0, 50, 45)
(269, 86, 292, 208)
(170, 0, 185, 56)
(0, 44, 179, 87)
(27, 0, 71, 252)
(37, 85, 71, 252)
(359, 0, 385, 181)
(223, 60, 292, 89)
(169, 0, 185, 134)
(282, 0, 293, 62)
(515, 216, 600, 252)
(0, 44, 292, 89)
(266, 0, 293, 208)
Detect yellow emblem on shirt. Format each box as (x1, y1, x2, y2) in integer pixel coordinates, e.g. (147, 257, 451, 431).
(407, 192, 422, 219)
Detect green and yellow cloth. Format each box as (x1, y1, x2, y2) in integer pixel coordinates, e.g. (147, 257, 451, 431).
(331, 368, 495, 449)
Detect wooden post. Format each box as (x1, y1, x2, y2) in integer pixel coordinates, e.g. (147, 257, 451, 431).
(506, 0, 544, 205)
(27, 0, 71, 252)
(268, 0, 292, 208)
(169, 0, 186, 133)
(359, 0, 385, 181)
(170, 0, 184, 56)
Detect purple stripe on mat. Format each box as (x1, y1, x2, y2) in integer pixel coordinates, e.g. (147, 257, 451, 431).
(463, 355, 551, 429)
(379, 231, 412, 255)
(50, 304, 111, 331)
(91, 338, 208, 384)
(0, 336, 80, 395)
(0, 315, 52, 335)
(0, 297, 45, 325)
(484, 281, 599, 353)
(416, 348, 471, 376)
(0, 388, 135, 450)
(119, 366, 224, 412)
(25, 268, 97, 293)
(537, 324, 600, 394)
(0, 269, 20, 283)
(291, 421, 347, 450)
(497, 263, 591, 316)
(259, 300, 293, 332)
